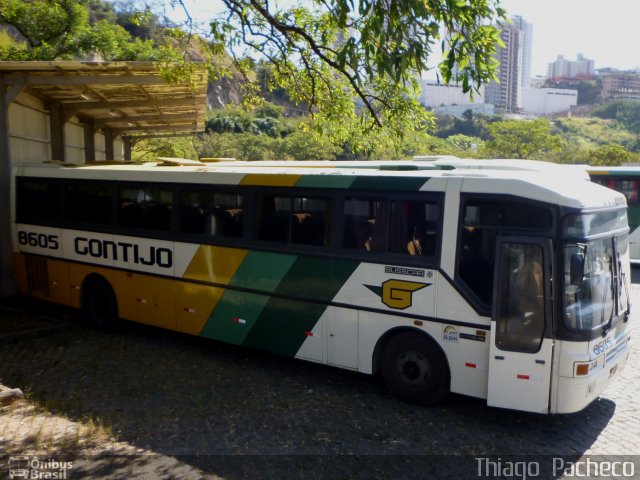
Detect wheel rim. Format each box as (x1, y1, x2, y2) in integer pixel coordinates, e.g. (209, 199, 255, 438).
(397, 350, 430, 388)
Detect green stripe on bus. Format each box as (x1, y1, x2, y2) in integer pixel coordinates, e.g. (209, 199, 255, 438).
(349, 176, 427, 191)
(243, 256, 359, 356)
(295, 175, 355, 189)
(200, 251, 297, 345)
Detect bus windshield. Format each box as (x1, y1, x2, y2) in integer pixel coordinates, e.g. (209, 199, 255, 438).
(564, 238, 615, 331)
(562, 209, 630, 332)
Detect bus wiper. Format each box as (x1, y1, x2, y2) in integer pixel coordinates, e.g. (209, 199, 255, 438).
(601, 272, 614, 335)
(622, 271, 631, 320)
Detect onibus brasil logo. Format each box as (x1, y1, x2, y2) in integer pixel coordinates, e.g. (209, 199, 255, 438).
(8, 456, 73, 479)
(364, 279, 430, 310)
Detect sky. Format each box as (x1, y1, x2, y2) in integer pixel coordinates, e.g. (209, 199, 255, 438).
(501, 0, 640, 76)
(161, 0, 640, 77)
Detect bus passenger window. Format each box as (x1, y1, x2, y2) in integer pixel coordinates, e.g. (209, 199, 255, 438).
(388, 200, 440, 257)
(256, 195, 290, 242)
(17, 179, 61, 224)
(614, 179, 638, 204)
(457, 199, 552, 308)
(65, 183, 112, 226)
(255, 194, 329, 246)
(291, 197, 329, 247)
(212, 193, 243, 238)
(343, 198, 383, 251)
(119, 187, 173, 231)
(181, 190, 211, 234)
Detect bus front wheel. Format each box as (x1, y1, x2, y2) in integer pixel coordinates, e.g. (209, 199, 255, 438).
(82, 277, 119, 331)
(381, 332, 449, 405)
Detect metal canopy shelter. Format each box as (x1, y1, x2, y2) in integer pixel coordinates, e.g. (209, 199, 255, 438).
(0, 61, 208, 296)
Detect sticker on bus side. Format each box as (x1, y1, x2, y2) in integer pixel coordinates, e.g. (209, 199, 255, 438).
(442, 325, 459, 343)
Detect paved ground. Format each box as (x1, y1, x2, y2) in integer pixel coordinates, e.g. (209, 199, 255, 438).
(0, 282, 639, 479)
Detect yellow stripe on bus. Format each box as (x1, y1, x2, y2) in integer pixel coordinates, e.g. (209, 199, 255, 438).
(183, 245, 248, 284)
(240, 174, 301, 187)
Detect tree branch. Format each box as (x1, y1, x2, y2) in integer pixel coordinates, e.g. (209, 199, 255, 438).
(243, 0, 383, 127)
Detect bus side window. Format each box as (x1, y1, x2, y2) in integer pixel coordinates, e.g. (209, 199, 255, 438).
(388, 200, 440, 257)
(118, 187, 173, 231)
(343, 198, 384, 251)
(17, 179, 61, 225)
(119, 187, 143, 228)
(142, 189, 173, 231)
(64, 183, 112, 226)
(212, 193, 243, 238)
(256, 194, 290, 242)
(457, 199, 553, 308)
(458, 203, 500, 306)
(291, 197, 329, 247)
(614, 179, 638, 203)
(181, 189, 211, 234)
(256, 194, 329, 246)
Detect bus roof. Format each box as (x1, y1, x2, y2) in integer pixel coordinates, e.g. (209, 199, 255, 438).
(15, 159, 623, 210)
(587, 165, 640, 176)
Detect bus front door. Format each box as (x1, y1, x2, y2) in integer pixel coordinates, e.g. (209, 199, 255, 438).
(487, 237, 554, 413)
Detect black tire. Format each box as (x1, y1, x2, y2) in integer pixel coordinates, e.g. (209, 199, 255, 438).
(381, 331, 449, 405)
(83, 277, 119, 331)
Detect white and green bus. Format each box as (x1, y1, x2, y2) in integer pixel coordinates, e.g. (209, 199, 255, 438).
(588, 166, 640, 263)
(11, 158, 632, 413)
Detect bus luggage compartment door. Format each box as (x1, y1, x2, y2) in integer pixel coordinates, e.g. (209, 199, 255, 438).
(487, 237, 554, 413)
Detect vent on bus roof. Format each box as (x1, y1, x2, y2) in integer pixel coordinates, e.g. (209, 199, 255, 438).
(379, 165, 420, 171)
(200, 157, 237, 162)
(157, 157, 205, 166)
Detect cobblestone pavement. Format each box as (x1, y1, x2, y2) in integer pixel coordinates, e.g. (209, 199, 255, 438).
(0, 283, 639, 479)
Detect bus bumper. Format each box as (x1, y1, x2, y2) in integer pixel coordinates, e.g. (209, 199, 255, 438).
(554, 335, 631, 414)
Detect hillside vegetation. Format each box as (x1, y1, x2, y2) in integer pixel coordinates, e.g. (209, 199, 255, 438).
(553, 117, 638, 152)
(1, 1, 638, 165)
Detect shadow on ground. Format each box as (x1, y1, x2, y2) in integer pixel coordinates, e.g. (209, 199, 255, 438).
(0, 299, 618, 479)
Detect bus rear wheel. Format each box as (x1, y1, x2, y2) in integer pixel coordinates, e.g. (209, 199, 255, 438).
(381, 332, 449, 405)
(82, 277, 119, 331)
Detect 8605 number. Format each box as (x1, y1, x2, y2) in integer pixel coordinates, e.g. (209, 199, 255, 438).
(17, 231, 59, 250)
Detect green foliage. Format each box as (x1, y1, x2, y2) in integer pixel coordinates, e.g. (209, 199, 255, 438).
(0, 29, 23, 50)
(208, 0, 504, 144)
(132, 137, 198, 162)
(435, 110, 492, 139)
(552, 117, 638, 152)
(592, 101, 640, 139)
(0, 0, 181, 61)
(205, 104, 294, 138)
(576, 80, 601, 105)
(254, 103, 284, 120)
(588, 143, 634, 166)
(195, 132, 339, 161)
(280, 130, 340, 160)
(483, 118, 566, 159)
(86, 0, 117, 25)
(445, 134, 484, 155)
(0, 0, 505, 150)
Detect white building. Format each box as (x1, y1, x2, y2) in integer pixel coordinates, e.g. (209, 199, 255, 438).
(434, 103, 495, 117)
(484, 15, 533, 112)
(547, 54, 595, 79)
(420, 80, 484, 107)
(419, 81, 492, 116)
(510, 16, 533, 90)
(521, 88, 577, 115)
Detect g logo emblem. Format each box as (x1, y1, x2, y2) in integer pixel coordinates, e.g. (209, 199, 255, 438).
(365, 279, 430, 310)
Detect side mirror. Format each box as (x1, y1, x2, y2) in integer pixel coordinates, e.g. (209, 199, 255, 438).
(570, 252, 585, 286)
